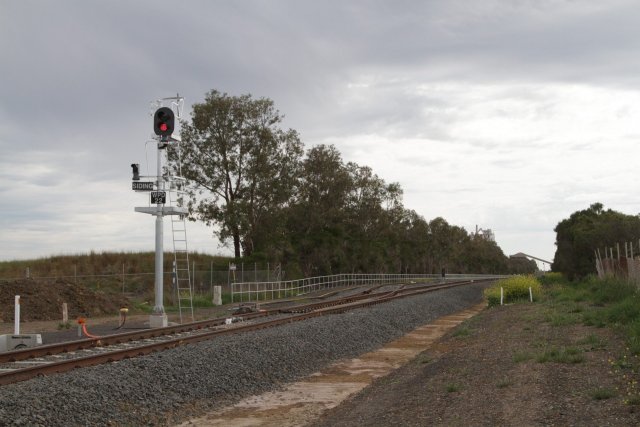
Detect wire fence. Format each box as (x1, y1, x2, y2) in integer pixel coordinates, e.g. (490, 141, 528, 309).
(1, 263, 281, 303)
(231, 273, 508, 302)
(2, 264, 505, 305)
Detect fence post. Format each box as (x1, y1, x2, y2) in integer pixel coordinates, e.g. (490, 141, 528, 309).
(122, 263, 125, 295)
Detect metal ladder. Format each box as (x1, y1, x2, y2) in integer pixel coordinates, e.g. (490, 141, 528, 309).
(169, 185, 194, 323)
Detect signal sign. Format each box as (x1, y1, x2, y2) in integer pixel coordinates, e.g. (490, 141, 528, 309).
(151, 191, 166, 204)
(132, 181, 154, 191)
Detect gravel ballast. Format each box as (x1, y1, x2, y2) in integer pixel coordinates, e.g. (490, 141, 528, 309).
(0, 283, 487, 426)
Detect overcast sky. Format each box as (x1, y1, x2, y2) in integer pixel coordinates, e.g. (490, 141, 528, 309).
(2, 0, 640, 269)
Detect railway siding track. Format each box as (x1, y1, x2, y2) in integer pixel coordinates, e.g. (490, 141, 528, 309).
(0, 279, 493, 387)
(0, 281, 490, 427)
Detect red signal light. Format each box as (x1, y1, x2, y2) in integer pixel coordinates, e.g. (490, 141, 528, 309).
(153, 107, 175, 137)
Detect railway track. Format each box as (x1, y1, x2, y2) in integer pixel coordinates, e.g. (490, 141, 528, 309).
(0, 278, 493, 386)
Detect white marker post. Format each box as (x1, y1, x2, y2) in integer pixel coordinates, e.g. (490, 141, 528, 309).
(14, 295, 20, 335)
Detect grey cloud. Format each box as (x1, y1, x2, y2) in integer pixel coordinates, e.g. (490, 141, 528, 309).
(3, 0, 640, 261)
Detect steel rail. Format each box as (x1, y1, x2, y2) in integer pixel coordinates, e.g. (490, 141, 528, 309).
(0, 279, 485, 364)
(0, 278, 494, 386)
(0, 280, 455, 364)
(0, 310, 272, 364)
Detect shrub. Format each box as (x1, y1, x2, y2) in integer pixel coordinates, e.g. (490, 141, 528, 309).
(485, 275, 542, 307)
(538, 272, 567, 286)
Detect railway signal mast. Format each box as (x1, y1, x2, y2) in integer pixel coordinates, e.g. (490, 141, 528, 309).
(133, 95, 188, 328)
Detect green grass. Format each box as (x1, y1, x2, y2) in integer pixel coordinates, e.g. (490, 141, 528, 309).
(0, 250, 233, 280)
(626, 319, 640, 354)
(626, 395, 640, 405)
(586, 276, 637, 305)
(576, 334, 607, 350)
(547, 312, 581, 326)
(133, 301, 153, 313)
(538, 272, 567, 287)
(446, 383, 462, 392)
(513, 351, 534, 363)
(536, 347, 585, 364)
(452, 326, 471, 338)
(590, 387, 616, 400)
(538, 275, 640, 355)
(606, 297, 640, 324)
(57, 322, 71, 330)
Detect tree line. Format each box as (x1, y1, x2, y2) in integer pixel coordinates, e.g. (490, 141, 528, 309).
(168, 90, 536, 278)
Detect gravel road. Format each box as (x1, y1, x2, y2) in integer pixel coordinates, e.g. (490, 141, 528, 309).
(0, 282, 487, 426)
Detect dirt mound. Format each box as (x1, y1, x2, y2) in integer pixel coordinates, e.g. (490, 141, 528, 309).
(0, 279, 130, 322)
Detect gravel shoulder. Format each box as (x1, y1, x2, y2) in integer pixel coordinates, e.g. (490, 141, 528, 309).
(311, 302, 640, 427)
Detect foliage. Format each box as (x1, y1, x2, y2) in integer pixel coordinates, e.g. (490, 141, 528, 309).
(169, 90, 304, 258)
(538, 272, 567, 287)
(166, 89, 540, 276)
(485, 275, 542, 307)
(552, 203, 640, 279)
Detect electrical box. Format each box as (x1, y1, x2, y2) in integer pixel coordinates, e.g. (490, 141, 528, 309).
(0, 334, 42, 353)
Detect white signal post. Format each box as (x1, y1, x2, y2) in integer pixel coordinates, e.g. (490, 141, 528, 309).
(154, 139, 166, 326)
(134, 96, 186, 328)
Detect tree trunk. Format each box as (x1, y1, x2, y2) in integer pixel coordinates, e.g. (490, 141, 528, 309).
(233, 231, 241, 258)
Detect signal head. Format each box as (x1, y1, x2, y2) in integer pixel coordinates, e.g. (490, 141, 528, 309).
(153, 107, 175, 137)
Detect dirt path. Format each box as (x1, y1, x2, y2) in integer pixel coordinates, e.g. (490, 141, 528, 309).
(311, 303, 640, 426)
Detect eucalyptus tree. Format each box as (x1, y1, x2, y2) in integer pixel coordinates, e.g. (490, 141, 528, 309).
(286, 144, 353, 275)
(168, 90, 303, 258)
(343, 162, 404, 272)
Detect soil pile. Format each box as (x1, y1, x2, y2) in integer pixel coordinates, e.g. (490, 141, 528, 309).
(0, 279, 129, 322)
